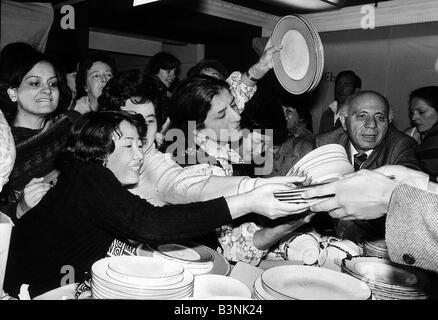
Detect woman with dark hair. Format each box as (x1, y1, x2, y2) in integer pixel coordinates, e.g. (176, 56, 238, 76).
(98, 69, 306, 203)
(3, 110, 306, 298)
(167, 76, 313, 265)
(72, 52, 116, 114)
(168, 76, 242, 175)
(408, 86, 438, 181)
(185, 39, 281, 115)
(144, 52, 180, 91)
(0, 42, 77, 221)
(186, 59, 229, 80)
(143, 52, 180, 146)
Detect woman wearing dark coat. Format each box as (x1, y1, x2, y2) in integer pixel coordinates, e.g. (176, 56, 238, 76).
(3, 111, 306, 298)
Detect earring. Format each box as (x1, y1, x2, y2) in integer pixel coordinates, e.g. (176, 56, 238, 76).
(7, 88, 17, 102)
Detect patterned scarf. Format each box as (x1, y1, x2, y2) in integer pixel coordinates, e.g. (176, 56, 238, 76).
(188, 130, 244, 176)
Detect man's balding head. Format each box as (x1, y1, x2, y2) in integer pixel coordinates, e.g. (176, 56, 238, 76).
(340, 91, 390, 153)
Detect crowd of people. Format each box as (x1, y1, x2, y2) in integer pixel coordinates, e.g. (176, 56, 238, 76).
(0, 39, 438, 298)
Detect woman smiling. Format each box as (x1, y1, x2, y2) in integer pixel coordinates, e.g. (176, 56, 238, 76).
(3, 111, 307, 298)
(0, 43, 76, 221)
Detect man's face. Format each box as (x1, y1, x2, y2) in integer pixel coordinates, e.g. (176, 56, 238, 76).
(341, 94, 389, 153)
(335, 74, 357, 104)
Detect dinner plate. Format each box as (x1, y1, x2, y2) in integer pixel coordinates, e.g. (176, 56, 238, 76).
(107, 255, 184, 278)
(151, 242, 231, 276)
(288, 144, 348, 175)
(105, 256, 184, 287)
(33, 283, 78, 300)
(272, 15, 318, 94)
(152, 242, 213, 263)
(253, 276, 278, 300)
(92, 257, 194, 291)
(306, 163, 354, 184)
(342, 257, 431, 289)
(298, 15, 324, 91)
(261, 265, 371, 300)
(91, 280, 193, 300)
(193, 274, 251, 299)
(295, 153, 347, 173)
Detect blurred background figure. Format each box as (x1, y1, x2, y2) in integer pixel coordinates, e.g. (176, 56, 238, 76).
(319, 70, 361, 134)
(187, 59, 229, 80)
(407, 86, 438, 181)
(143, 52, 180, 148)
(240, 93, 313, 177)
(72, 53, 116, 114)
(59, 54, 81, 107)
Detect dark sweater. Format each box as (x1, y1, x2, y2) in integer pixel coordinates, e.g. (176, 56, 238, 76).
(416, 123, 438, 182)
(0, 112, 79, 220)
(4, 160, 231, 298)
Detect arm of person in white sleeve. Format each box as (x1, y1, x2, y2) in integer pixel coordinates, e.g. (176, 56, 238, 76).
(0, 109, 16, 192)
(129, 146, 306, 206)
(226, 38, 281, 114)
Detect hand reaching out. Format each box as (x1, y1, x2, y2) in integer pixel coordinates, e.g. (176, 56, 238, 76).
(16, 177, 52, 219)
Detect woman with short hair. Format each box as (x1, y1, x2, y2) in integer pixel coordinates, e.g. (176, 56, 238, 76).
(3, 110, 305, 298)
(408, 86, 438, 181)
(72, 52, 116, 114)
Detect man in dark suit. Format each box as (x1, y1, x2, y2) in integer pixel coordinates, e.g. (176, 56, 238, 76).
(314, 90, 420, 241)
(319, 70, 362, 134)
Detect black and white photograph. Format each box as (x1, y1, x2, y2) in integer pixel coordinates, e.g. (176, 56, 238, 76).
(1, 0, 438, 309)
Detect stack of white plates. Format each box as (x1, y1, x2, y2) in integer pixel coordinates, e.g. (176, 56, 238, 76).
(287, 144, 353, 184)
(272, 15, 324, 94)
(91, 256, 194, 300)
(342, 257, 431, 300)
(149, 242, 231, 276)
(362, 239, 389, 259)
(275, 145, 353, 206)
(253, 265, 371, 300)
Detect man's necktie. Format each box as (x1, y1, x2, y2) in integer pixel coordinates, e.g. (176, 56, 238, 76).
(353, 153, 368, 171)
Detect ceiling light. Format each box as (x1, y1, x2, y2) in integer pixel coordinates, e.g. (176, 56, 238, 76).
(133, 0, 160, 7)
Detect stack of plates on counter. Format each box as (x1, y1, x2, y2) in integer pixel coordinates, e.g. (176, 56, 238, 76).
(342, 257, 431, 300)
(149, 242, 231, 276)
(275, 144, 353, 205)
(362, 239, 389, 259)
(91, 256, 194, 299)
(253, 265, 371, 300)
(271, 15, 324, 94)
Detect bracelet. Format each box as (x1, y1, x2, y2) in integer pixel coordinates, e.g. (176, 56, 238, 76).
(245, 70, 261, 82)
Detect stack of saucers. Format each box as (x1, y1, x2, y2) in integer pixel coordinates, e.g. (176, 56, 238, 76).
(342, 257, 431, 300)
(253, 265, 371, 300)
(362, 239, 389, 259)
(91, 256, 194, 299)
(149, 242, 230, 276)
